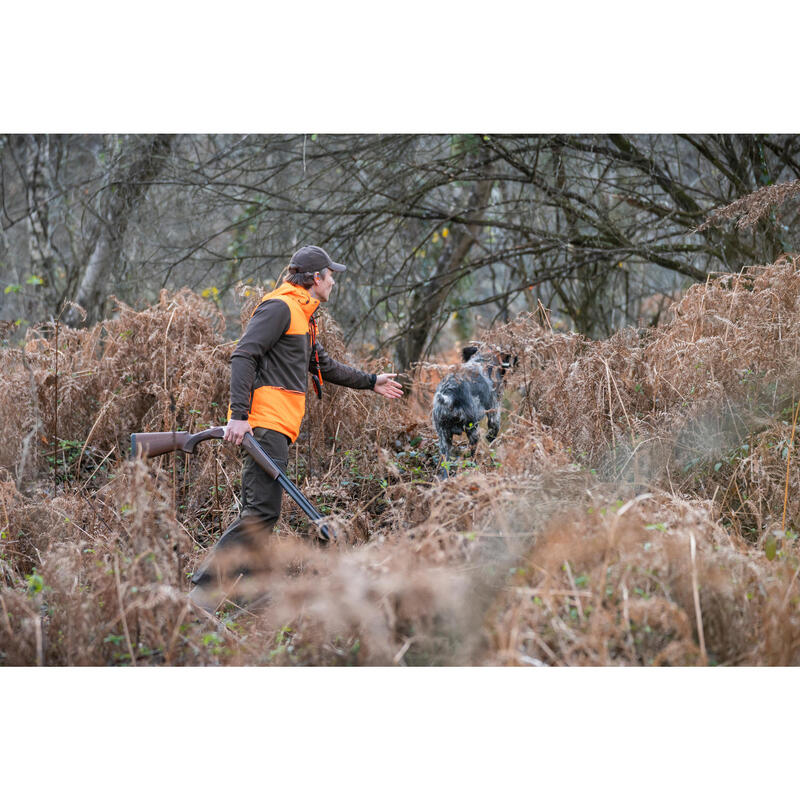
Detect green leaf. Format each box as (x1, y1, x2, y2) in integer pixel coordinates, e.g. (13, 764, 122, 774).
(26, 275, 44, 286)
(26, 571, 44, 594)
(4, 284, 21, 294)
(645, 522, 667, 532)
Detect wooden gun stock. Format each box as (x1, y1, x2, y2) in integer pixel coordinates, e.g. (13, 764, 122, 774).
(130, 426, 334, 541)
(130, 427, 225, 458)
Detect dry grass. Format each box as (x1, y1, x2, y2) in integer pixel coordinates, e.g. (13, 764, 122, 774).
(4, 257, 800, 665)
(698, 178, 800, 231)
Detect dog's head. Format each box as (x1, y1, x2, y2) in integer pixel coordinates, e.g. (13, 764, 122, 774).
(461, 345, 517, 389)
(461, 345, 480, 363)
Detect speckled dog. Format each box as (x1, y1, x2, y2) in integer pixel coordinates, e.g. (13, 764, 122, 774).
(432, 345, 515, 469)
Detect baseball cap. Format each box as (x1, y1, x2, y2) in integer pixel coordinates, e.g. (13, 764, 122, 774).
(288, 245, 347, 274)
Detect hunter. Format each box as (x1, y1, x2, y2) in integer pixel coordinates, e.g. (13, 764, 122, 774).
(189, 245, 403, 614)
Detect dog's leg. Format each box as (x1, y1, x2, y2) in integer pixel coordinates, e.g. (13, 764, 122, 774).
(466, 422, 481, 459)
(486, 408, 501, 443)
(437, 429, 454, 479)
(438, 428, 454, 461)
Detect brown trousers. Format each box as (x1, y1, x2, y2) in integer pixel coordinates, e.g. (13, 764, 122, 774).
(190, 427, 290, 592)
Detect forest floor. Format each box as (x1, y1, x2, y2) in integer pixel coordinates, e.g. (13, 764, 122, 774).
(3, 257, 800, 665)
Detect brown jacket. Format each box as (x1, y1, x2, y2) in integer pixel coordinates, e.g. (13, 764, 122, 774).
(229, 282, 375, 441)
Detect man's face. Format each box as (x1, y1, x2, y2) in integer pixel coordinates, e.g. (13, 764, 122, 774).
(313, 269, 336, 302)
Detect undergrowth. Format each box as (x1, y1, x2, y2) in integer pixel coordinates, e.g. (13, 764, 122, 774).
(4, 258, 800, 665)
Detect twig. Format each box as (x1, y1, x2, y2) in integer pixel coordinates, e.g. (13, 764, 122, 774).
(615, 493, 654, 517)
(393, 636, 417, 665)
(114, 553, 137, 666)
(163, 305, 178, 393)
(76, 393, 134, 476)
(512, 587, 592, 598)
(521, 630, 561, 665)
(621, 580, 634, 654)
(0, 488, 9, 532)
(689, 531, 707, 665)
(53, 317, 59, 494)
(722, 267, 746, 345)
(602, 357, 617, 455)
(782, 398, 800, 532)
(16, 353, 44, 491)
(165, 603, 189, 665)
(35, 614, 44, 666)
(330, 421, 341, 458)
(563, 560, 583, 618)
(214, 452, 220, 538)
(615, 438, 659, 483)
(603, 357, 635, 444)
(0, 594, 13, 637)
(78, 446, 117, 492)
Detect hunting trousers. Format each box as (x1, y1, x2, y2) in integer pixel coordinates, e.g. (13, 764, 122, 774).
(190, 427, 290, 592)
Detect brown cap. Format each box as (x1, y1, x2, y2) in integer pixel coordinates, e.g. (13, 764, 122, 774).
(288, 245, 347, 274)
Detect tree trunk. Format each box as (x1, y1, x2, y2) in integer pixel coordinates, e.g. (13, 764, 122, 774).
(395, 175, 493, 372)
(64, 134, 174, 327)
(24, 135, 54, 287)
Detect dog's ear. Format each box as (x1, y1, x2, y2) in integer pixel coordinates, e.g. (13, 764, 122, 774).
(462, 346, 479, 362)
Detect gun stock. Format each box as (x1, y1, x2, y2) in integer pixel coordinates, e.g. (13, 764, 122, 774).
(130, 426, 335, 541)
(130, 427, 226, 458)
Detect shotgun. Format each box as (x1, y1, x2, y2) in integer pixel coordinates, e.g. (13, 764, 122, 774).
(130, 426, 335, 541)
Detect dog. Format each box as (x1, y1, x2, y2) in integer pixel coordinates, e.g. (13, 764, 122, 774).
(432, 345, 515, 469)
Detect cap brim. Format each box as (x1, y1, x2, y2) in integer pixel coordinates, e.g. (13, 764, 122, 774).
(329, 261, 347, 272)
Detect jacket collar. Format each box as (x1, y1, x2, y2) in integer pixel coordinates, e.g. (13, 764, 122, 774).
(270, 281, 320, 320)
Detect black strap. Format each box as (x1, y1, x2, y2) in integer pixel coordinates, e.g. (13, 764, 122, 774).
(309, 316, 323, 399)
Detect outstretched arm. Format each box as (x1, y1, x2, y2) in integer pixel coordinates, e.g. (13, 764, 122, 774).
(373, 373, 403, 399)
(312, 343, 403, 399)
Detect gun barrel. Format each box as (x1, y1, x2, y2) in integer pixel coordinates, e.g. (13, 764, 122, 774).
(276, 473, 335, 541)
(242, 432, 336, 541)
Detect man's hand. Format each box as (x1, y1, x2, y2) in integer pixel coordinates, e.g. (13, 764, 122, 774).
(373, 373, 404, 399)
(224, 418, 253, 445)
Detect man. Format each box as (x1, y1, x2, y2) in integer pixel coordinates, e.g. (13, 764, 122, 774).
(189, 245, 402, 614)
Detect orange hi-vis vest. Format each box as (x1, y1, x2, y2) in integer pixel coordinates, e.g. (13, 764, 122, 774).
(229, 283, 320, 442)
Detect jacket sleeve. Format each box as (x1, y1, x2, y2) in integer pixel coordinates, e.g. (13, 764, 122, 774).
(229, 299, 291, 419)
(311, 341, 376, 390)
